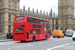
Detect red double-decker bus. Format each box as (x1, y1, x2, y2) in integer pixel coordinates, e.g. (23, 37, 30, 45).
(13, 15, 50, 42)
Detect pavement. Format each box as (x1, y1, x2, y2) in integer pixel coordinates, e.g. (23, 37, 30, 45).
(0, 39, 13, 42)
(0, 36, 74, 50)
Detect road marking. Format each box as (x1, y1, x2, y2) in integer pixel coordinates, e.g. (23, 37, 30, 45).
(39, 43, 42, 44)
(7, 48, 10, 49)
(46, 43, 70, 50)
(12, 44, 31, 48)
(0, 42, 15, 45)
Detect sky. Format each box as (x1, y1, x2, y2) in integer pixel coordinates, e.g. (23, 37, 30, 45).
(20, 0, 58, 15)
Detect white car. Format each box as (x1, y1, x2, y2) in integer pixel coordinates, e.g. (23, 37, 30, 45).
(72, 31, 75, 41)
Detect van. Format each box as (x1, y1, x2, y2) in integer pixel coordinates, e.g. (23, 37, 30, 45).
(66, 29, 73, 37)
(53, 30, 64, 38)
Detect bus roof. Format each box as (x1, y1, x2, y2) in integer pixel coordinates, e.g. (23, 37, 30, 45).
(15, 15, 49, 22)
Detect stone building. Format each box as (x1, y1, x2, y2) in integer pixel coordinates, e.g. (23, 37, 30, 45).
(0, 0, 75, 35)
(58, 0, 75, 31)
(0, 0, 20, 35)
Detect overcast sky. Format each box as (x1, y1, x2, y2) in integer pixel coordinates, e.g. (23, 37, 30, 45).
(20, 0, 58, 15)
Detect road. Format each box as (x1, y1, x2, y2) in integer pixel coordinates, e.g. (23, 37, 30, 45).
(0, 36, 75, 50)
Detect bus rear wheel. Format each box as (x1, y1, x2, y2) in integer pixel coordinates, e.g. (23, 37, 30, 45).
(45, 36, 47, 40)
(20, 41, 25, 42)
(32, 36, 35, 42)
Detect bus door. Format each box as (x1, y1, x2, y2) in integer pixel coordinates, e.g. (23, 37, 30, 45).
(47, 29, 50, 38)
(37, 29, 42, 39)
(44, 26, 46, 34)
(44, 26, 47, 38)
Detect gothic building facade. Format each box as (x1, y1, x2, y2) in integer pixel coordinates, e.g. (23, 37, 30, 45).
(0, 0, 75, 35)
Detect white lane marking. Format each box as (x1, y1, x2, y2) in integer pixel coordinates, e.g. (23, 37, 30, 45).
(8, 48, 10, 49)
(12, 44, 31, 48)
(38, 38, 71, 44)
(0, 42, 15, 45)
(46, 43, 70, 50)
(38, 38, 71, 45)
(39, 43, 42, 44)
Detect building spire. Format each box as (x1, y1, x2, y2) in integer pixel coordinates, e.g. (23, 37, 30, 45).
(23, 5, 25, 15)
(50, 8, 52, 17)
(28, 7, 30, 14)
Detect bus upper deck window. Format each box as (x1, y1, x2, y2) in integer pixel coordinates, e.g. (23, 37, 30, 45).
(27, 17, 31, 22)
(43, 21, 46, 24)
(16, 16, 24, 20)
(36, 20, 40, 23)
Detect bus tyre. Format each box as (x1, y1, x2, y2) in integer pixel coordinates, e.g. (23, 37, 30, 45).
(21, 41, 25, 42)
(32, 36, 35, 42)
(45, 36, 47, 40)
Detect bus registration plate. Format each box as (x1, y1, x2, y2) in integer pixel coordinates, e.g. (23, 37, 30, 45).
(18, 31, 21, 32)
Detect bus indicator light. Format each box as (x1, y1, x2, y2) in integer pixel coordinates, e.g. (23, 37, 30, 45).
(18, 25, 20, 27)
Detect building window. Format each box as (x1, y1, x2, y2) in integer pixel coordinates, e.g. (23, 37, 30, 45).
(0, 14, 1, 21)
(0, 25, 1, 32)
(52, 19, 54, 30)
(14, 3, 16, 10)
(0, 2, 3, 6)
(9, 1, 11, 9)
(15, 14, 16, 16)
(9, 14, 11, 21)
(0, 14, 3, 22)
(8, 25, 11, 32)
(0, 25, 3, 33)
(56, 27, 58, 29)
(56, 19, 58, 24)
(61, 28, 62, 30)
